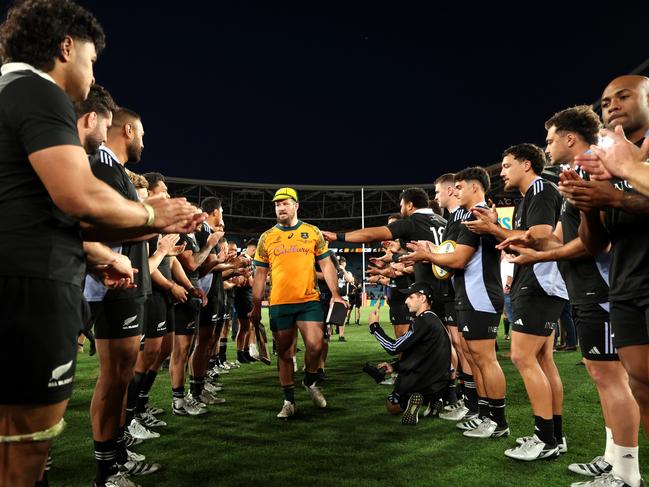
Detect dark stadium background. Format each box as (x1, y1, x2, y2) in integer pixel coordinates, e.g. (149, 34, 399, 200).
(3, 1, 646, 290)
(58, 1, 649, 185)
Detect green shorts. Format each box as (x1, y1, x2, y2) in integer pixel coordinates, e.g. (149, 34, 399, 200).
(269, 301, 324, 332)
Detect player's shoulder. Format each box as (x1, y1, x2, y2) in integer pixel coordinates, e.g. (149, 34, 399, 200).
(299, 221, 322, 235)
(91, 147, 118, 169)
(452, 208, 469, 222)
(421, 310, 445, 329)
(258, 227, 277, 243)
(530, 178, 560, 197)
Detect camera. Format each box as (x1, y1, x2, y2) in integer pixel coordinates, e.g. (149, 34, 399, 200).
(362, 362, 387, 383)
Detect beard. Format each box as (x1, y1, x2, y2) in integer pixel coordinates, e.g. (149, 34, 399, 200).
(83, 131, 103, 155)
(276, 211, 294, 224)
(126, 140, 143, 163)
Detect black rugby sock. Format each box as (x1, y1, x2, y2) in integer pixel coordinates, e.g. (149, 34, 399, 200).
(304, 371, 319, 387)
(116, 426, 127, 466)
(534, 415, 556, 446)
(462, 373, 478, 414)
(126, 372, 145, 424)
(94, 438, 118, 484)
(478, 397, 490, 420)
(553, 414, 563, 443)
(283, 384, 295, 404)
(489, 398, 507, 427)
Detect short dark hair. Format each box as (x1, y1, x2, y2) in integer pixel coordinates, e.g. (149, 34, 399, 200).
(201, 197, 222, 214)
(245, 238, 258, 247)
(454, 166, 491, 193)
(143, 172, 165, 189)
(111, 107, 141, 128)
(502, 143, 547, 175)
(544, 105, 601, 146)
(399, 187, 429, 209)
(387, 213, 401, 222)
(73, 83, 115, 119)
(434, 173, 455, 186)
(0, 0, 105, 71)
(428, 199, 443, 216)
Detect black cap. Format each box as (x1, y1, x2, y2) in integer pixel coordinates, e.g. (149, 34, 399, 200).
(398, 282, 433, 299)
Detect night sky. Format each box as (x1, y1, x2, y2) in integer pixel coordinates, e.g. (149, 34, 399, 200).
(14, 1, 649, 185)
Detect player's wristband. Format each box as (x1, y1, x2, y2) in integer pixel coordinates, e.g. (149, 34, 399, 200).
(142, 202, 155, 227)
(336, 232, 346, 242)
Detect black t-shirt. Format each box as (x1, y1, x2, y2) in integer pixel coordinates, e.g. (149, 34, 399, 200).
(0, 70, 85, 286)
(511, 178, 568, 300)
(388, 210, 446, 295)
(90, 148, 151, 300)
(178, 232, 201, 286)
(454, 203, 503, 313)
(605, 178, 649, 300)
(440, 208, 469, 302)
(559, 170, 610, 304)
(370, 310, 450, 396)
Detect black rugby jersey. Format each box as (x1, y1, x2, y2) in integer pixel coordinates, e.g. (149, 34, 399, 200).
(0, 69, 85, 286)
(454, 203, 503, 313)
(388, 209, 446, 297)
(605, 178, 649, 300)
(559, 167, 609, 304)
(440, 208, 469, 303)
(178, 232, 201, 286)
(90, 147, 151, 300)
(511, 177, 567, 300)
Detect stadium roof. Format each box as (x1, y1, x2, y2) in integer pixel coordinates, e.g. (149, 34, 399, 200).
(166, 163, 560, 235)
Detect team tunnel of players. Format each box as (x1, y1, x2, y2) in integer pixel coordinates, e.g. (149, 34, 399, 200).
(1, 1, 649, 487)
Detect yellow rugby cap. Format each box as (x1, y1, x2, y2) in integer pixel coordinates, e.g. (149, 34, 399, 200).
(272, 187, 298, 202)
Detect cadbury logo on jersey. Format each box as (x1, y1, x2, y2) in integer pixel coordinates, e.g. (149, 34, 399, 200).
(273, 244, 311, 256)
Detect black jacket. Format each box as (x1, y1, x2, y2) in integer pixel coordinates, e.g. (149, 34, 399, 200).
(370, 310, 451, 396)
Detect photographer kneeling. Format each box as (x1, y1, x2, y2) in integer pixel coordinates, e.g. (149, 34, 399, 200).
(368, 282, 451, 425)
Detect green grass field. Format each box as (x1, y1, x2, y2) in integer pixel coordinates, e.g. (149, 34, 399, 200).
(50, 306, 647, 487)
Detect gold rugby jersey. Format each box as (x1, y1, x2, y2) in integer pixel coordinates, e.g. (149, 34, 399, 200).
(253, 220, 331, 305)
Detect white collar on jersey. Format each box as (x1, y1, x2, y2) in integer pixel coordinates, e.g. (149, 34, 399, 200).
(0, 62, 56, 84)
(449, 206, 460, 214)
(413, 208, 434, 215)
(98, 144, 120, 163)
(525, 176, 543, 192)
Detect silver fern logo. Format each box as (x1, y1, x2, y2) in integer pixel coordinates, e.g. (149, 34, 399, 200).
(48, 360, 74, 388)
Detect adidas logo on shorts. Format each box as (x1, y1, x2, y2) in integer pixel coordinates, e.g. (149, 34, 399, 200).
(514, 319, 523, 326)
(462, 326, 469, 332)
(589, 347, 601, 355)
